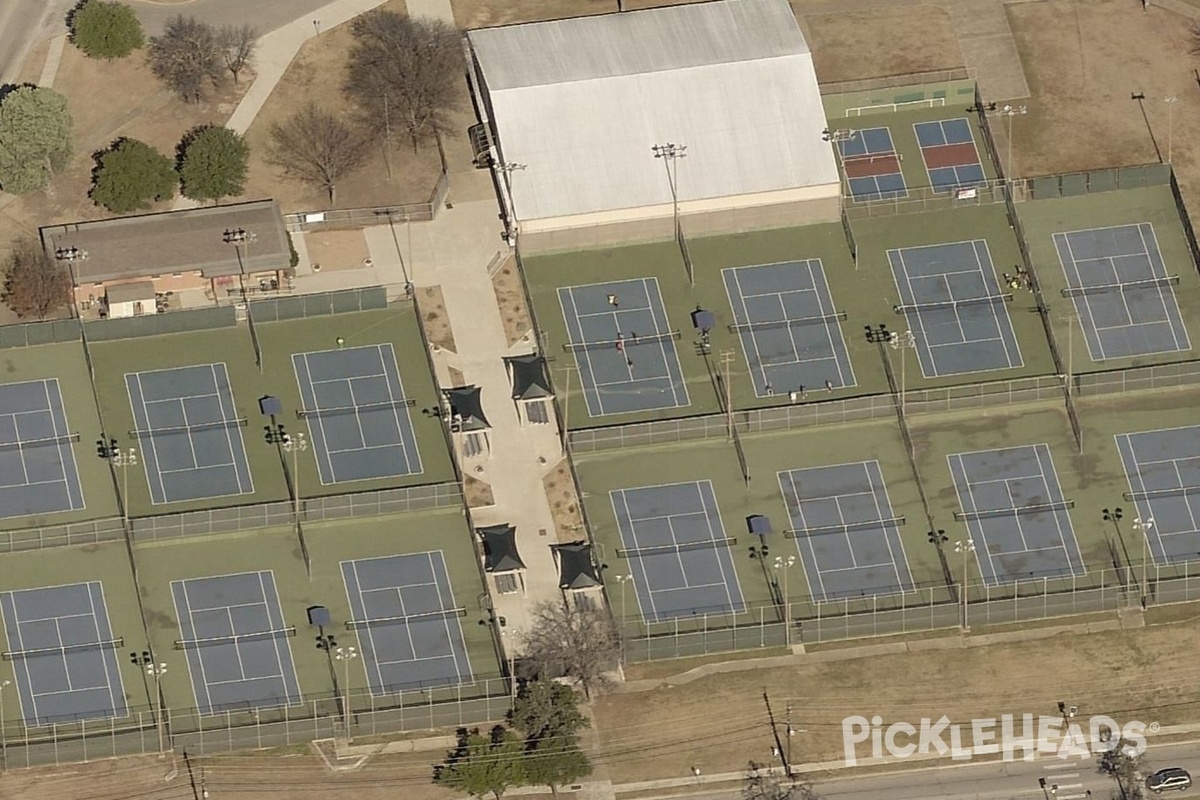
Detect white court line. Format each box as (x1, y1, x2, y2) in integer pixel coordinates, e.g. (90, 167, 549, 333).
(1032, 445, 1076, 573)
(378, 343, 419, 476)
(973, 240, 1022, 369)
(698, 482, 743, 614)
(557, 286, 607, 417)
(613, 489, 657, 623)
(38, 380, 70, 503)
(211, 363, 254, 497)
(1140, 223, 1191, 351)
(346, 559, 388, 694)
(781, 470, 830, 603)
(890, 249, 937, 378)
(175, 580, 215, 714)
(1059, 232, 1113, 361)
(865, 461, 912, 592)
(1, 592, 37, 725)
(87, 582, 122, 717)
(262, 571, 300, 703)
(949, 454, 1002, 585)
(724, 266, 772, 395)
(296, 352, 339, 485)
(429, 552, 472, 684)
(805, 259, 854, 388)
(642, 277, 690, 409)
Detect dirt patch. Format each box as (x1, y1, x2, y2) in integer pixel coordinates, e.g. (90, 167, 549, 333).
(491, 255, 533, 346)
(1005, 0, 1185, 180)
(805, 5, 963, 83)
(543, 458, 585, 543)
(304, 229, 371, 272)
(0, 750, 460, 800)
(595, 619, 1200, 783)
(415, 286, 457, 354)
(241, 0, 450, 214)
(0, 43, 249, 257)
(464, 473, 495, 507)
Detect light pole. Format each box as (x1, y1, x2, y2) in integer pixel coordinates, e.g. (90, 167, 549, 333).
(335, 646, 357, 736)
(954, 539, 976, 630)
(222, 228, 262, 369)
(1133, 516, 1155, 608)
(1102, 507, 1132, 587)
(889, 330, 916, 414)
(651, 142, 692, 285)
(774, 555, 796, 645)
(1165, 96, 1179, 163)
(0, 678, 10, 770)
(498, 161, 527, 245)
(281, 431, 307, 526)
(613, 573, 633, 621)
(998, 104, 1027, 181)
(500, 628, 520, 699)
(112, 446, 136, 522)
(131, 651, 167, 753)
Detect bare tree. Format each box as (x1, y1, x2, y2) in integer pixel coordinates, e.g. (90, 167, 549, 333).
(266, 104, 370, 205)
(520, 601, 619, 700)
(1, 238, 73, 319)
(1097, 738, 1147, 800)
(218, 23, 257, 83)
(743, 762, 823, 800)
(146, 15, 223, 103)
(1191, 20, 1200, 55)
(344, 10, 463, 153)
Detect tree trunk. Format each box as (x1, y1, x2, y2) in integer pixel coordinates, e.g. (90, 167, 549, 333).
(327, 182, 336, 206)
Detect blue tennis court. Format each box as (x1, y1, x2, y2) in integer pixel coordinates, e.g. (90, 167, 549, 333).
(723, 260, 856, 398)
(1116, 425, 1200, 565)
(949, 444, 1085, 585)
(914, 118, 985, 192)
(0, 378, 85, 519)
(888, 240, 1023, 377)
(293, 343, 423, 484)
(341, 552, 473, 695)
(610, 481, 745, 622)
(557, 278, 690, 417)
(778, 461, 913, 602)
(0, 581, 127, 726)
(171, 571, 302, 715)
(126, 364, 254, 504)
(1054, 223, 1190, 360)
(838, 127, 907, 201)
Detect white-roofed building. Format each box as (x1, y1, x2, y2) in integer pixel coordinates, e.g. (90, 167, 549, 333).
(465, 0, 839, 253)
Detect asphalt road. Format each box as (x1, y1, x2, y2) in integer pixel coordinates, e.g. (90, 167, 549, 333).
(687, 741, 1200, 800)
(0, 0, 69, 85)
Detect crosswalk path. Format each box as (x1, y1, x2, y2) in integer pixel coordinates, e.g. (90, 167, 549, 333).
(1041, 760, 1090, 799)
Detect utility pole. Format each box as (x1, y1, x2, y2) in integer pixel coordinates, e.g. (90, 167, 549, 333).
(999, 105, 1027, 180)
(1165, 96, 1179, 163)
(651, 142, 692, 285)
(955, 539, 975, 631)
(1134, 516, 1155, 608)
(785, 701, 794, 776)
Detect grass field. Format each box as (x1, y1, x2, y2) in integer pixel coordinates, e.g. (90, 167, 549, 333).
(86, 307, 454, 517)
(0, 342, 120, 531)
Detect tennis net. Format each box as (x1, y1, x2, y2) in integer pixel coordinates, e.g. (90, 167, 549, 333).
(174, 626, 296, 650)
(785, 515, 906, 539)
(1060, 275, 1180, 298)
(894, 293, 1013, 315)
(1123, 485, 1200, 503)
(0, 432, 80, 452)
(728, 311, 848, 334)
(954, 500, 1074, 522)
(345, 607, 467, 630)
(131, 418, 248, 438)
(616, 536, 737, 559)
(297, 398, 416, 419)
(3, 637, 123, 661)
(562, 330, 681, 353)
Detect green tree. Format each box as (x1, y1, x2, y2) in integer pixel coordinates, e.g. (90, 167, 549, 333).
(512, 681, 592, 796)
(1, 238, 72, 319)
(69, 0, 145, 60)
(0, 86, 73, 195)
(437, 727, 527, 800)
(177, 125, 248, 203)
(512, 680, 590, 743)
(90, 138, 175, 212)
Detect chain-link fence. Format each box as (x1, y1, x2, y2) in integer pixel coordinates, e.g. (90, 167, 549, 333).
(127, 483, 463, 541)
(0, 517, 125, 554)
(0, 318, 82, 349)
(282, 171, 450, 233)
(249, 286, 388, 322)
(1023, 163, 1171, 199)
(620, 558, 1200, 661)
(818, 68, 974, 97)
(84, 306, 237, 341)
(843, 179, 1008, 220)
(0, 677, 511, 768)
(302, 482, 464, 521)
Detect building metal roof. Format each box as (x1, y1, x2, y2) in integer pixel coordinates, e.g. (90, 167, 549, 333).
(104, 280, 157, 305)
(40, 200, 290, 286)
(468, 0, 837, 222)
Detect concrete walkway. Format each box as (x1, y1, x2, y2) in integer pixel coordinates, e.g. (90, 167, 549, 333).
(944, 0, 1031, 102)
